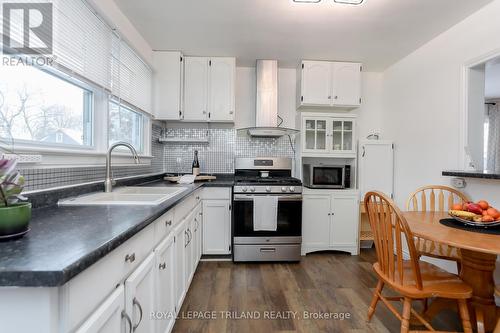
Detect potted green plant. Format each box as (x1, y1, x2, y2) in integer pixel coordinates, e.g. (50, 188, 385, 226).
(0, 158, 31, 239)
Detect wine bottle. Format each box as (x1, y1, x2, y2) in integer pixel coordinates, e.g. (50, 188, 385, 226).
(192, 150, 200, 176)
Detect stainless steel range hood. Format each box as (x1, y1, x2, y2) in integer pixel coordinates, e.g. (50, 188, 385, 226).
(237, 60, 299, 138)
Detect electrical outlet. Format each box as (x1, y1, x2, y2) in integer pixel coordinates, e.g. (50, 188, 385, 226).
(451, 178, 466, 189)
(1, 153, 43, 164)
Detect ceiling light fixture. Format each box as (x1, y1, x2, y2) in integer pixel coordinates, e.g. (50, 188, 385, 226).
(293, 0, 364, 4)
(334, 0, 364, 4)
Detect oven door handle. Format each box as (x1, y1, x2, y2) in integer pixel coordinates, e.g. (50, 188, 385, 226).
(233, 194, 303, 201)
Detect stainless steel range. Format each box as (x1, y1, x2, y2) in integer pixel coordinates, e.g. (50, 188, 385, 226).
(232, 157, 302, 262)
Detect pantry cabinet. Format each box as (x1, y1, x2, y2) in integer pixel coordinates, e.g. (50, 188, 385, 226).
(183, 56, 235, 122)
(302, 189, 359, 256)
(301, 113, 357, 157)
(152, 51, 183, 120)
(298, 60, 362, 108)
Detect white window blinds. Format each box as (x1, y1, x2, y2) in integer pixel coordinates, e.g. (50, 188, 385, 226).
(1, 0, 152, 114)
(111, 34, 152, 113)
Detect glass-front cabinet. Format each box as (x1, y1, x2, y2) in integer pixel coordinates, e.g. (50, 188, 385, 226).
(302, 115, 356, 157)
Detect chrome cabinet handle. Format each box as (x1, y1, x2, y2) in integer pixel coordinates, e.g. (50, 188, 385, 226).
(132, 297, 143, 331)
(185, 231, 189, 247)
(328, 96, 331, 99)
(166, 220, 172, 227)
(159, 262, 166, 270)
(229, 110, 234, 114)
(334, 96, 338, 100)
(362, 146, 366, 157)
(125, 253, 136, 263)
(121, 310, 133, 333)
(196, 196, 200, 200)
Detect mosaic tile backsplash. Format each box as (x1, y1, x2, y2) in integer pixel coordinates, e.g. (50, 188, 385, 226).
(163, 128, 296, 174)
(20, 124, 165, 192)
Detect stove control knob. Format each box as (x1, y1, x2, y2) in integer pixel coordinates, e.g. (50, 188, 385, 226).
(250, 187, 255, 192)
(266, 186, 271, 193)
(281, 187, 287, 192)
(242, 186, 248, 192)
(289, 186, 295, 192)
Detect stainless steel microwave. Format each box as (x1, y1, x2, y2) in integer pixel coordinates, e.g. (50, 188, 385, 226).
(303, 164, 351, 189)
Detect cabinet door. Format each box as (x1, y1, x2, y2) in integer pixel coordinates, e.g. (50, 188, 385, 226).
(183, 57, 209, 121)
(359, 142, 394, 199)
(302, 117, 329, 154)
(153, 51, 183, 120)
(329, 119, 356, 154)
(301, 61, 332, 106)
(208, 57, 235, 122)
(202, 200, 231, 255)
(125, 253, 155, 333)
(173, 220, 186, 311)
(192, 207, 202, 272)
(302, 195, 331, 248)
(332, 62, 362, 107)
(330, 195, 359, 247)
(184, 217, 193, 287)
(154, 235, 176, 333)
(75, 285, 126, 333)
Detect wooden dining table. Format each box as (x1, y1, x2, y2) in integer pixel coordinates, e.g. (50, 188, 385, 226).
(403, 211, 499, 333)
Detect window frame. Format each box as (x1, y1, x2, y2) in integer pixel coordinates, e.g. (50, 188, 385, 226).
(0, 64, 153, 166)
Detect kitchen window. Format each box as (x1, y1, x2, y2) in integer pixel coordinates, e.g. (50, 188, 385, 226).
(109, 101, 145, 153)
(0, 65, 93, 148)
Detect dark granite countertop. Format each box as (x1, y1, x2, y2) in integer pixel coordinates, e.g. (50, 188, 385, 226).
(0, 176, 233, 287)
(442, 170, 500, 180)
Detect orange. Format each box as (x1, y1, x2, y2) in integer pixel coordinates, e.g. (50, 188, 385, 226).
(486, 208, 500, 219)
(451, 203, 463, 211)
(477, 200, 490, 210)
(482, 215, 495, 223)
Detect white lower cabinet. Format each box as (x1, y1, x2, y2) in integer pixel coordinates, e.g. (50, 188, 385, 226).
(202, 200, 231, 255)
(302, 189, 359, 256)
(125, 253, 156, 333)
(173, 218, 187, 312)
(154, 235, 176, 333)
(75, 285, 126, 333)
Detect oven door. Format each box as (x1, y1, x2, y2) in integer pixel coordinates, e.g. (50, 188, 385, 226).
(233, 194, 302, 240)
(311, 166, 345, 189)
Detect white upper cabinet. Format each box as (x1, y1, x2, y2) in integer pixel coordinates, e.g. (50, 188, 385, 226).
(298, 60, 362, 109)
(153, 51, 183, 120)
(332, 62, 362, 107)
(208, 57, 236, 121)
(301, 61, 332, 106)
(183, 57, 209, 121)
(183, 56, 236, 122)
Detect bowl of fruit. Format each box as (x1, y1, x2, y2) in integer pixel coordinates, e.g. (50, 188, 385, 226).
(449, 200, 500, 227)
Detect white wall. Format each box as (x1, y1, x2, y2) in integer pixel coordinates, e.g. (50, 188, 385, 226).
(382, 0, 500, 207)
(87, 0, 153, 66)
(381, 0, 500, 275)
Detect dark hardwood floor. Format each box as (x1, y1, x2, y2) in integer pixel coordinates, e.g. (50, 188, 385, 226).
(172, 249, 462, 333)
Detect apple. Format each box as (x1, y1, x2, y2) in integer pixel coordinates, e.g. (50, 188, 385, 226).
(466, 203, 483, 215)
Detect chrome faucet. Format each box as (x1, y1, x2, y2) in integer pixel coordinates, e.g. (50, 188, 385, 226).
(104, 142, 140, 193)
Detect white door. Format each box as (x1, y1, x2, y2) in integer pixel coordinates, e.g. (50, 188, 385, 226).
(359, 141, 394, 198)
(75, 285, 126, 333)
(301, 61, 332, 106)
(302, 195, 332, 248)
(154, 235, 176, 333)
(208, 57, 235, 122)
(125, 253, 156, 333)
(152, 51, 183, 120)
(331, 62, 362, 107)
(192, 206, 202, 272)
(330, 195, 359, 247)
(184, 216, 193, 287)
(173, 220, 186, 311)
(202, 200, 231, 255)
(183, 57, 209, 121)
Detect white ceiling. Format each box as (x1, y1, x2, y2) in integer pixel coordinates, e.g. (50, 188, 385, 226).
(115, 0, 493, 71)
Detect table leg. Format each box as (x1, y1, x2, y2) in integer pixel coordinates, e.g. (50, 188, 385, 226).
(460, 249, 497, 333)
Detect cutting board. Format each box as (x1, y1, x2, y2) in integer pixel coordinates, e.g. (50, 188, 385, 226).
(164, 175, 217, 183)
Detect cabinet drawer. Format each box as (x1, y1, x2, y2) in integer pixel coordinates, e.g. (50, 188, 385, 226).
(64, 223, 155, 332)
(233, 244, 301, 262)
(154, 208, 175, 245)
(203, 187, 231, 200)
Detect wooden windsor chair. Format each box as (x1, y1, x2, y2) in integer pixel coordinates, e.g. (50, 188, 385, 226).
(365, 191, 473, 333)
